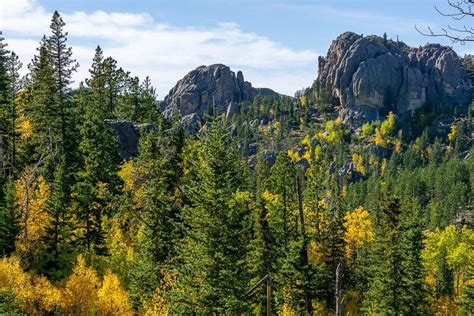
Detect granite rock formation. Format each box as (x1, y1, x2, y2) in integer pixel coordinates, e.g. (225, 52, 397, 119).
(161, 64, 279, 120)
(317, 32, 472, 125)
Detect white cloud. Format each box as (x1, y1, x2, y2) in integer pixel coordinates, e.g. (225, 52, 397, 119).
(0, 0, 319, 97)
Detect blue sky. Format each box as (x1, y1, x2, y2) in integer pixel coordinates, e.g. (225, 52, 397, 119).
(1, 0, 473, 97)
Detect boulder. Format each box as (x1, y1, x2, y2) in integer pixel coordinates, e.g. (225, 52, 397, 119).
(264, 151, 277, 166)
(246, 143, 258, 156)
(296, 158, 310, 170)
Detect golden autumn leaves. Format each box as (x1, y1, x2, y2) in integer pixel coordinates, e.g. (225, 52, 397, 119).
(0, 255, 132, 315)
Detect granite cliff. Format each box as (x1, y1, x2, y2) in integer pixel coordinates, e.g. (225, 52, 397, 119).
(161, 64, 280, 122)
(316, 32, 472, 125)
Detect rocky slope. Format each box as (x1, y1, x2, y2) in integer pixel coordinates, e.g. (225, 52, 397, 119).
(317, 32, 472, 125)
(161, 64, 280, 120)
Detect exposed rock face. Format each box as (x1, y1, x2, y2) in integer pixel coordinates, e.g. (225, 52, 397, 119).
(106, 120, 157, 159)
(161, 64, 279, 119)
(317, 32, 472, 124)
(226, 101, 240, 120)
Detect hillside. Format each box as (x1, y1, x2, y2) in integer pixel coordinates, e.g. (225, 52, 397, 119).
(0, 11, 473, 316)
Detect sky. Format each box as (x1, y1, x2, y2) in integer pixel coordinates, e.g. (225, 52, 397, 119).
(1, 0, 473, 98)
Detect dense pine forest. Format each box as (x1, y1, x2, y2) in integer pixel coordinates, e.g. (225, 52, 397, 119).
(0, 10, 473, 316)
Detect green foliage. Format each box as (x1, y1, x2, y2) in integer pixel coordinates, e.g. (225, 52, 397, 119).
(171, 121, 251, 313)
(0, 177, 18, 256)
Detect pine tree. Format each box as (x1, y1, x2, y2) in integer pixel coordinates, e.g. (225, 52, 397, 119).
(28, 38, 57, 169)
(102, 56, 127, 117)
(74, 45, 119, 255)
(116, 75, 140, 121)
(247, 149, 273, 314)
(139, 76, 159, 124)
(42, 160, 74, 279)
(171, 121, 250, 313)
(46, 10, 78, 171)
(0, 32, 10, 178)
(4, 52, 23, 174)
(364, 199, 406, 314)
(399, 197, 427, 314)
(460, 260, 474, 315)
(0, 32, 8, 98)
(126, 131, 181, 308)
(0, 177, 18, 255)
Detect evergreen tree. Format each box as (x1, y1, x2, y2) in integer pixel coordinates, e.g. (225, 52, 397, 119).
(102, 56, 127, 117)
(42, 160, 74, 279)
(46, 10, 79, 171)
(399, 198, 427, 314)
(0, 32, 8, 100)
(139, 76, 159, 124)
(0, 32, 10, 178)
(4, 52, 22, 173)
(247, 150, 273, 314)
(171, 121, 250, 313)
(364, 199, 408, 315)
(460, 259, 474, 315)
(126, 131, 181, 308)
(28, 38, 57, 168)
(0, 177, 18, 255)
(74, 45, 119, 255)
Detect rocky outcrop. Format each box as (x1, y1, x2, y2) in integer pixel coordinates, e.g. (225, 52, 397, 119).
(161, 64, 280, 120)
(317, 32, 472, 125)
(106, 120, 157, 159)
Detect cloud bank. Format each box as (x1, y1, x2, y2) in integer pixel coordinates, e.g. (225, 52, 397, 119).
(0, 0, 319, 97)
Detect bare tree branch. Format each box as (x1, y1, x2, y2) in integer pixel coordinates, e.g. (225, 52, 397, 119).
(417, 0, 474, 43)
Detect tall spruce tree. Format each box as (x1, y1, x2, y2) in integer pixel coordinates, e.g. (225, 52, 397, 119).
(4, 52, 22, 174)
(171, 120, 250, 313)
(28, 38, 57, 167)
(0, 32, 10, 178)
(43, 160, 74, 279)
(364, 199, 406, 314)
(46, 11, 78, 171)
(102, 56, 127, 117)
(364, 198, 427, 315)
(74, 45, 119, 255)
(0, 177, 18, 255)
(127, 130, 181, 308)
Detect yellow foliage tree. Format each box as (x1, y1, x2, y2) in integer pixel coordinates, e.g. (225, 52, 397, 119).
(15, 169, 51, 258)
(0, 256, 63, 314)
(343, 207, 375, 258)
(448, 124, 458, 144)
(351, 153, 366, 176)
(97, 270, 133, 316)
(374, 128, 386, 147)
(31, 276, 64, 313)
(0, 256, 32, 299)
(63, 255, 100, 315)
(422, 225, 474, 300)
(17, 115, 33, 141)
(380, 111, 396, 137)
